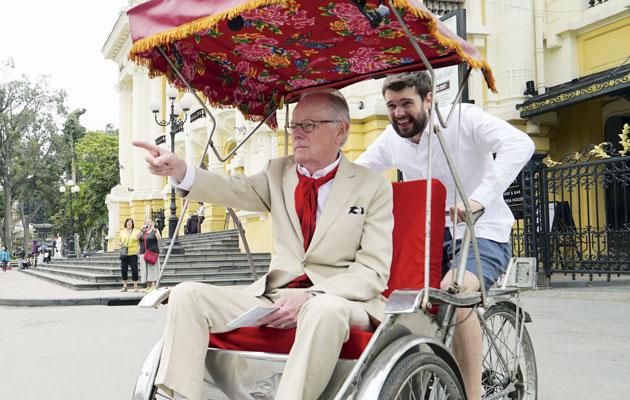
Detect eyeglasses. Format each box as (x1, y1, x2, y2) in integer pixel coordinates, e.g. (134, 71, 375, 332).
(287, 119, 340, 134)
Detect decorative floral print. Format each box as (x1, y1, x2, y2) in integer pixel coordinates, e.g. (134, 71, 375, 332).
(132, 0, 493, 127)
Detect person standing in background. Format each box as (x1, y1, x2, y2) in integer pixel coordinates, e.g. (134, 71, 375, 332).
(0, 245, 9, 272)
(138, 218, 161, 292)
(118, 218, 140, 292)
(54, 234, 63, 258)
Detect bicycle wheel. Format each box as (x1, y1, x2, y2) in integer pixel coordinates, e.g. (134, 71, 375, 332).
(379, 352, 466, 400)
(481, 304, 537, 400)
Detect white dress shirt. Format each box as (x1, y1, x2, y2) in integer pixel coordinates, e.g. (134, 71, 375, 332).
(356, 103, 534, 242)
(172, 157, 341, 222)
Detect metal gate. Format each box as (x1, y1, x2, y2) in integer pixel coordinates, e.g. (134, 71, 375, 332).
(512, 145, 630, 280)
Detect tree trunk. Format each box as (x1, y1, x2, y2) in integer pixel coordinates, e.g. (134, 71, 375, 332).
(3, 169, 12, 252)
(21, 202, 30, 254)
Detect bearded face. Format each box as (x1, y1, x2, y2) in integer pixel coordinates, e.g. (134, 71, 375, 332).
(384, 86, 431, 143)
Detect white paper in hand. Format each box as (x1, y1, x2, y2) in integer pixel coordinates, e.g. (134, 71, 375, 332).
(226, 305, 279, 329)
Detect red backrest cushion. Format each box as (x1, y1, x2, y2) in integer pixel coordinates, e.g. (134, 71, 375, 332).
(382, 179, 447, 297)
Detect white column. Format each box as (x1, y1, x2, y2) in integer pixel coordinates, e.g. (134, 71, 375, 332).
(117, 78, 133, 189)
(131, 68, 149, 192)
(485, 0, 536, 120)
(145, 77, 164, 191)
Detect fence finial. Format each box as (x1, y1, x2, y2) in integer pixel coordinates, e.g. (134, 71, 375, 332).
(619, 123, 629, 157)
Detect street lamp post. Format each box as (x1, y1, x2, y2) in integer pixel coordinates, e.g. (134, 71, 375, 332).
(59, 180, 80, 258)
(150, 87, 194, 241)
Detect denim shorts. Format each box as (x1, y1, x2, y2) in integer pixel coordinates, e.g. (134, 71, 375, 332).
(442, 230, 512, 290)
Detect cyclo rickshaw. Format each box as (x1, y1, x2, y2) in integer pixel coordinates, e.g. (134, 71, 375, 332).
(126, 0, 537, 398)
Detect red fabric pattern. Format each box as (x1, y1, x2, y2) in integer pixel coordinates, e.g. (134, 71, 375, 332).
(209, 180, 447, 359)
(294, 165, 339, 251)
(128, 1, 496, 127)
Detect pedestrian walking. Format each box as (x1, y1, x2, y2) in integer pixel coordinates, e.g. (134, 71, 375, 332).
(0, 245, 9, 272)
(118, 218, 140, 292)
(54, 233, 63, 258)
(31, 240, 39, 268)
(137, 218, 161, 292)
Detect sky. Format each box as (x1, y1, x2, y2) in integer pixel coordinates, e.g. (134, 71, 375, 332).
(1, 1, 127, 132)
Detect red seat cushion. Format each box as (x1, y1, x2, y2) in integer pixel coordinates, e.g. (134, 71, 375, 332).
(384, 179, 446, 296)
(210, 327, 372, 360)
(209, 179, 447, 359)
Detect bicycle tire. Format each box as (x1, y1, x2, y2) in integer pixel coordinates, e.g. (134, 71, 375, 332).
(379, 352, 466, 400)
(481, 303, 538, 400)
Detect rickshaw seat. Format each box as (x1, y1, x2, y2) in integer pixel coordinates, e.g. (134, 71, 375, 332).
(209, 179, 447, 359)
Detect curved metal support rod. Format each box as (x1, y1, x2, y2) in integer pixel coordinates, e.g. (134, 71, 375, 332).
(332, 315, 395, 400)
(226, 208, 258, 280)
(435, 66, 472, 128)
(387, 3, 487, 342)
(387, 0, 435, 310)
(434, 129, 488, 306)
(157, 46, 217, 142)
(156, 197, 190, 287)
(153, 46, 258, 287)
(209, 110, 276, 162)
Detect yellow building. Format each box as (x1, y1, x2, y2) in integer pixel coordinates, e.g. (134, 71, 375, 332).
(102, 1, 628, 262)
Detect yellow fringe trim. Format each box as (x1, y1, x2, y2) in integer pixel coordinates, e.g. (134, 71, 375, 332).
(129, 0, 289, 62)
(390, 0, 497, 93)
(129, 0, 496, 94)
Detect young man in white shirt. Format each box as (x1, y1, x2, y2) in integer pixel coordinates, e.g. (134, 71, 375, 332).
(356, 71, 535, 399)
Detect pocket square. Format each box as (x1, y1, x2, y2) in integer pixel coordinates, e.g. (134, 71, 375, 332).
(347, 206, 365, 215)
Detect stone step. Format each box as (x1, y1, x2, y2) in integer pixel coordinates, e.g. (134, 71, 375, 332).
(21, 268, 257, 291)
(46, 253, 271, 267)
(47, 253, 271, 266)
(43, 260, 270, 275)
(33, 265, 266, 284)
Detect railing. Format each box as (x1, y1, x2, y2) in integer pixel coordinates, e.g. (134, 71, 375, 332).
(424, 0, 464, 15)
(511, 143, 630, 280)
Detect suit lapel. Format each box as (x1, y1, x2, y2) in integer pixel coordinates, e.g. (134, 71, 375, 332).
(306, 156, 357, 256)
(282, 161, 304, 247)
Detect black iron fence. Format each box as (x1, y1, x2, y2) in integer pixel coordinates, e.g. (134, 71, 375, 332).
(510, 146, 630, 280)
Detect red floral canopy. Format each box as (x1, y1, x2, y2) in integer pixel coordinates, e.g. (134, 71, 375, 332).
(128, 0, 496, 127)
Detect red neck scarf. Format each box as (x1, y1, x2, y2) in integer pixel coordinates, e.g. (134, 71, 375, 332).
(294, 165, 339, 251)
(287, 164, 339, 289)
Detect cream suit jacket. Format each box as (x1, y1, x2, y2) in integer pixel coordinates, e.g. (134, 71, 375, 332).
(181, 155, 393, 321)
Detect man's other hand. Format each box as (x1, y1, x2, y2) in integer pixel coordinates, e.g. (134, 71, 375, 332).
(258, 292, 311, 329)
(132, 140, 187, 183)
(449, 199, 484, 224)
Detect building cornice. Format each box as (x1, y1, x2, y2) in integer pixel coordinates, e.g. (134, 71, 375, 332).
(102, 7, 131, 62)
(517, 64, 630, 118)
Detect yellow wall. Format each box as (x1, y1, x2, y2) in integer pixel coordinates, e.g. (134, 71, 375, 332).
(344, 114, 397, 181)
(239, 214, 274, 254)
(549, 98, 604, 159)
(578, 17, 630, 76)
(110, 199, 165, 250)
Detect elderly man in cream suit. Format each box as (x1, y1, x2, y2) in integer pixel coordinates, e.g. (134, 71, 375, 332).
(133, 90, 393, 400)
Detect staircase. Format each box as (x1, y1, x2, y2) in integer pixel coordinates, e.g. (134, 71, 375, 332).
(21, 230, 271, 291)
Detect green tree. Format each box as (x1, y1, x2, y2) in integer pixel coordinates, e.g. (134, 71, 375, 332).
(52, 131, 119, 251)
(0, 59, 66, 250)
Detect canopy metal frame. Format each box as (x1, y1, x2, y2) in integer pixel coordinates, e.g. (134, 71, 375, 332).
(144, 0, 488, 342)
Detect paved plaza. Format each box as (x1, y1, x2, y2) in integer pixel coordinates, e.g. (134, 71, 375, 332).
(1, 269, 629, 399)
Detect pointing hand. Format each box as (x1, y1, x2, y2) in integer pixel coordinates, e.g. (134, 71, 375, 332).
(132, 141, 187, 183)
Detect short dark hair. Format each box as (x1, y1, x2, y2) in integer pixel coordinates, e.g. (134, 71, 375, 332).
(382, 71, 433, 100)
(124, 218, 135, 229)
